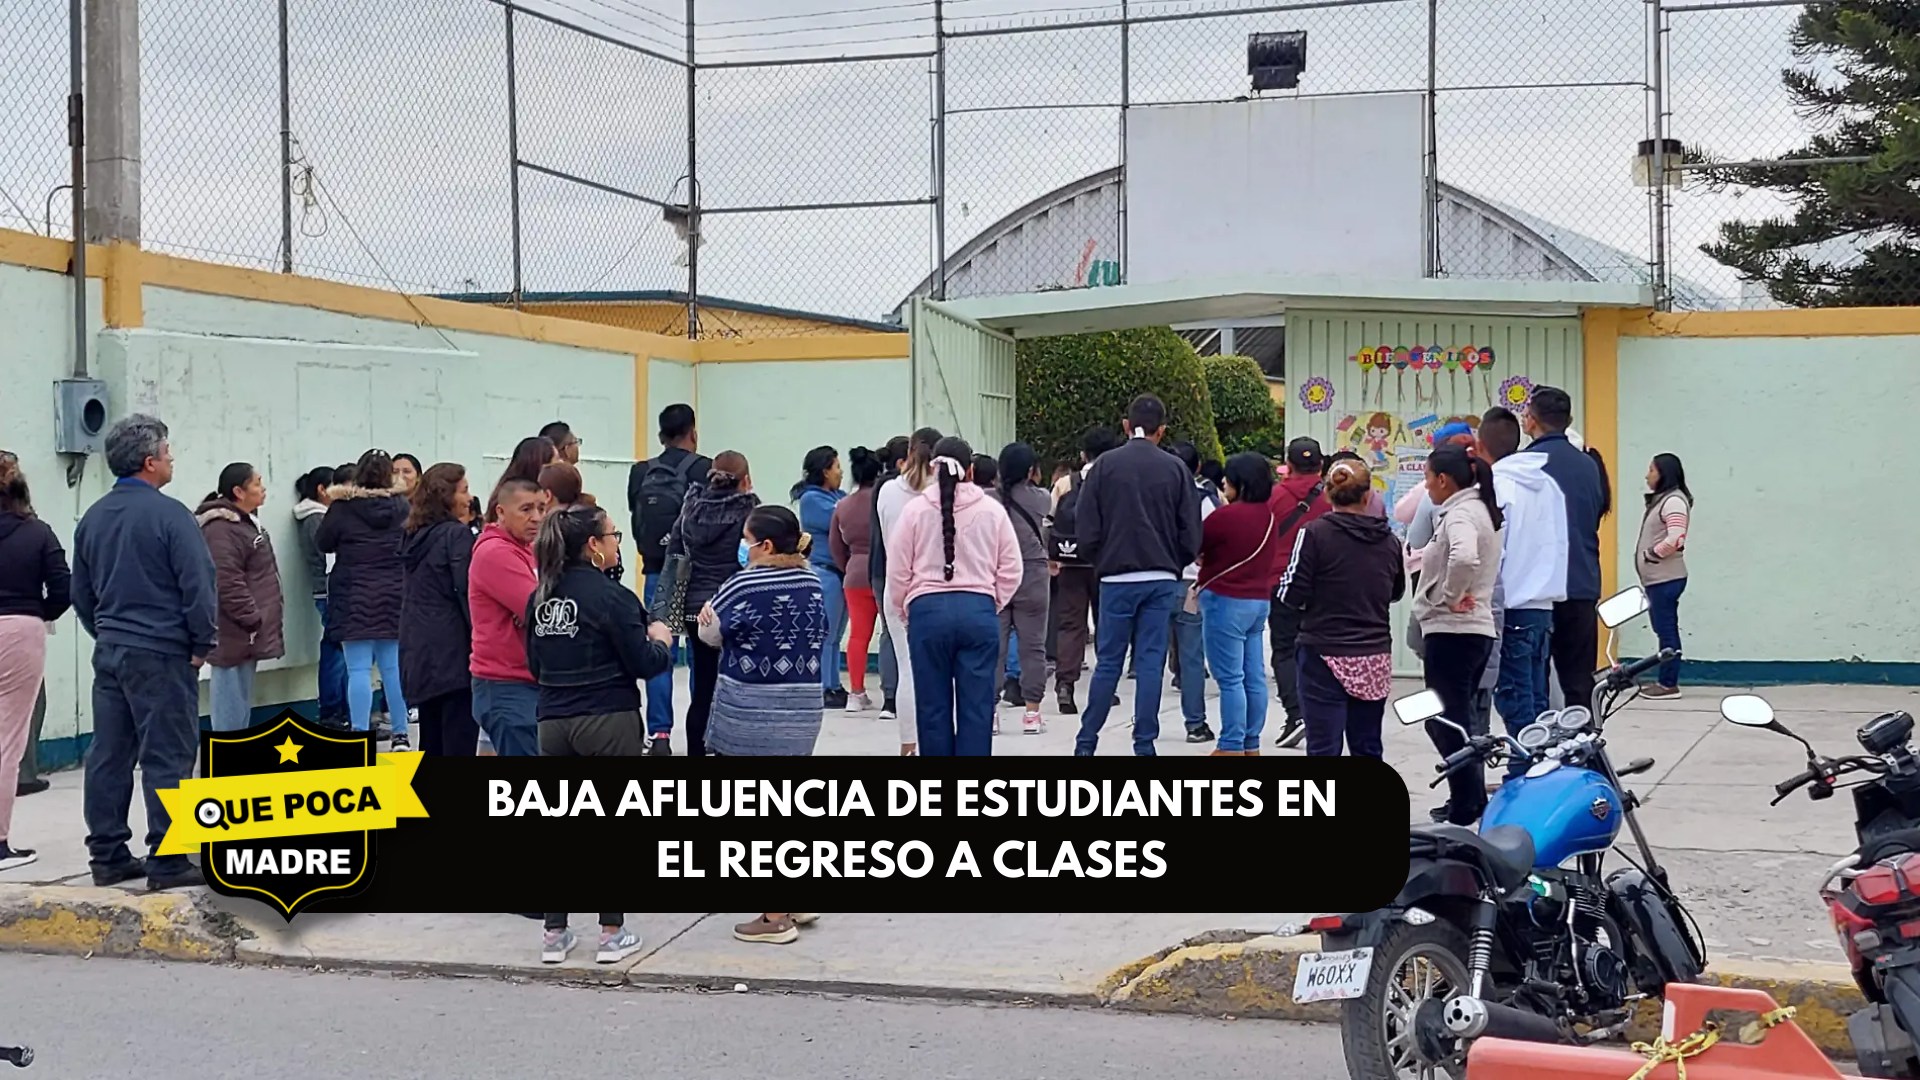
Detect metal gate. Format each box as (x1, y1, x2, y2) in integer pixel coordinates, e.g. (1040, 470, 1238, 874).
(908, 297, 1016, 453)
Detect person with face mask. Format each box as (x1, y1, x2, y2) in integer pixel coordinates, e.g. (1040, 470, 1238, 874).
(469, 478, 548, 757)
(196, 462, 286, 733)
(665, 451, 757, 757)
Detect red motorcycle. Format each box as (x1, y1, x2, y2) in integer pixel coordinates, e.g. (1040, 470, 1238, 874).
(1722, 694, 1920, 1077)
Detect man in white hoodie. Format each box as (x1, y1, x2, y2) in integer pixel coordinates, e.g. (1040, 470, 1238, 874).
(1479, 407, 1568, 777)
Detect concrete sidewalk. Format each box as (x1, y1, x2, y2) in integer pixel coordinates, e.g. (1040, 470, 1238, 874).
(0, 669, 1913, 1046)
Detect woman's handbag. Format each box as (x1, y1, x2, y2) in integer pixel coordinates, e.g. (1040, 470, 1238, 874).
(657, 550, 692, 629)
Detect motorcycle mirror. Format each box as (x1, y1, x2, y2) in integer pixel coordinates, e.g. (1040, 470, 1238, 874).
(1394, 689, 1446, 726)
(1719, 694, 1776, 728)
(1597, 586, 1650, 629)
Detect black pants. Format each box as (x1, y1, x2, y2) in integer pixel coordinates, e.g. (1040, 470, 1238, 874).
(1296, 649, 1385, 759)
(686, 633, 721, 757)
(1268, 602, 1304, 723)
(545, 913, 622, 931)
(85, 643, 198, 877)
(1053, 566, 1098, 688)
(416, 689, 478, 757)
(1423, 632, 1494, 826)
(1551, 599, 1598, 714)
(539, 710, 647, 756)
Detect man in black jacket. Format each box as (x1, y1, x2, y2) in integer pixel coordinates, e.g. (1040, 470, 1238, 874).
(627, 403, 710, 755)
(1519, 386, 1607, 713)
(1071, 395, 1204, 756)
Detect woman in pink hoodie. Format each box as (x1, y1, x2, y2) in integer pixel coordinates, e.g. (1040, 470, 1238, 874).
(886, 436, 1023, 756)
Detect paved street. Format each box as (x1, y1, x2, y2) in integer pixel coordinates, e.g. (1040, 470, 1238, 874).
(0, 953, 1338, 1079)
(4, 669, 1916, 977)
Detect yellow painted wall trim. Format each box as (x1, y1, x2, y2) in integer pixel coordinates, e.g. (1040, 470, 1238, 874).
(632, 355, 649, 462)
(695, 334, 911, 363)
(1622, 307, 1920, 339)
(102, 241, 144, 328)
(1581, 307, 1621, 634)
(0, 227, 105, 276)
(140, 249, 695, 361)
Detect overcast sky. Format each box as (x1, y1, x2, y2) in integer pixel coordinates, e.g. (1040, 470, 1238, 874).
(0, 0, 1820, 315)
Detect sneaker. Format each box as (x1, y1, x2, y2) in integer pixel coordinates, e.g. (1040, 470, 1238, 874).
(1056, 684, 1078, 716)
(1186, 723, 1216, 744)
(1210, 748, 1244, 757)
(845, 691, 872, 714)
(1022, 708, 1045, 735)
(1002, 678, 1023, 708)
(388, 733, 410, 752)
(0, 843, 38, 872)
(992, 714, 1003, 736)
(1641, 685, 1682, 700)
(792, 913, 821, 926)
(147, 863, 206, 892)
(878, 698, 898, 720)
(596, 927, 643, 964)
(15, 777, 49, 797)
(734, 915, 800, 944)
(646, 735, 673, 756)
(1275, 720, 1307, 750)
(823, 687, 848, 710)
(542, 929, 577, 964)
(92, 857, 146, 887)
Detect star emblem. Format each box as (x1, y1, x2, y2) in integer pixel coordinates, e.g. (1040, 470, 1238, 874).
(274, 736, 303, 764)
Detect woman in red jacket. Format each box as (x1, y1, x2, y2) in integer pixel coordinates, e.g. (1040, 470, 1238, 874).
(1195, 453, 1280, 756)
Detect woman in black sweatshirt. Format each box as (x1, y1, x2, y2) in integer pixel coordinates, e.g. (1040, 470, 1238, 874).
(0, 453, 72, 870)
(1278, 458, 1405, 759)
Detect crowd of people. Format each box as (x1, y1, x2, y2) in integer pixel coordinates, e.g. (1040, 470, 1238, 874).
(0, 383, 1694, 940)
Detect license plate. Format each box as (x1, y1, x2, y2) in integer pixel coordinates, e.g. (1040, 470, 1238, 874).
(1292, 948, 1373, 1003)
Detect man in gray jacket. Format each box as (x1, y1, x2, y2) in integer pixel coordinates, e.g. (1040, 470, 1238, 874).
(71, 414, 217, 891)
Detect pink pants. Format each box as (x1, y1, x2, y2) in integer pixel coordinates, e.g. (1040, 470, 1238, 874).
(0, 616, 48, 842)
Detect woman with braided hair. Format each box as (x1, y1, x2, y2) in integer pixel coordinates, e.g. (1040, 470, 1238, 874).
(885, 436, 1024, 756)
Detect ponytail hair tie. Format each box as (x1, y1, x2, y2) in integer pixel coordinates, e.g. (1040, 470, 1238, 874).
(932, 456, 965, 477)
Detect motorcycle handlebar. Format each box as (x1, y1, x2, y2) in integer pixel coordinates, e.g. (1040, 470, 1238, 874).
(1617, 649, 1679, 683)
(1774, 769, 1818, 798)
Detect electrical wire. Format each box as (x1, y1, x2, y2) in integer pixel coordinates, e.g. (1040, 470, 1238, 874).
(570, 0, 684, 41)
(699, 1, 932, 27)
(699, 10, 936, 41)
(0, 183, 38, 235)
(700, 27, 936, 58)
(522, 0, 685, 55)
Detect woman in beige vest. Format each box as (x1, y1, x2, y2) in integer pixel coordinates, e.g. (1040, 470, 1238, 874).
(1636, 454, 1692, 699)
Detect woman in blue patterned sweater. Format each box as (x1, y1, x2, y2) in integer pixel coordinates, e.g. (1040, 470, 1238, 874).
(696, 506, 827, 757)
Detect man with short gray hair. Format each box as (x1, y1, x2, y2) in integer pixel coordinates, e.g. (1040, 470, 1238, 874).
(71, 413, 217, 891)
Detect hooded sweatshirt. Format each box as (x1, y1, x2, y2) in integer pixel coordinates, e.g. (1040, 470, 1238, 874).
(796, 484, 846, 574)
(1279, 511, 1406, 655)
(0, 511, 72, 622)
(468, 523, 538, 683)
(196, 496, 286, 668)
(314, 484, 408, 641)
(1266, 471, 1332, 593)
(885, 477, 1024, 621)
(1520, 431, 1604, 601)
(293, 497, 330, 599)
(1490, 453, 1569, 612)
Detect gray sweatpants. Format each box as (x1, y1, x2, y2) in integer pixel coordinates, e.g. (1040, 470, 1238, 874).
(998, 567, 1050, 706)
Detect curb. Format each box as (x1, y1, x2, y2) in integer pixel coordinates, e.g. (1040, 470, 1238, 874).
(0, 885, 245, 962)
(1095, 933, 1867, 1055)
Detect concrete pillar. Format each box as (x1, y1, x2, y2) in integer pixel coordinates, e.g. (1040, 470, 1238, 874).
(84, 0, 140, 244)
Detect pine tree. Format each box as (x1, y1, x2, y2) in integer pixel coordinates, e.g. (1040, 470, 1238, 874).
(1698, 1, 1920, 307)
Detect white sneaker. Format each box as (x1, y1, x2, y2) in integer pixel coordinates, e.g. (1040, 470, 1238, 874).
(1022, 708, 1045, 735)
(877, 700, 898, 720)
(992, 714, 1003, 736)
(597, 927, 643, 964)
(845, 692, 872, 714)
(541, 929, 576, 964)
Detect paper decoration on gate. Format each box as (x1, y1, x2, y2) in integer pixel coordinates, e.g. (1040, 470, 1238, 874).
(1335, 411, 1422, 478)
(1499, 375, 1535, 410)
(1348, 345, 1498, 409)
(1299, 376, 1335, 414)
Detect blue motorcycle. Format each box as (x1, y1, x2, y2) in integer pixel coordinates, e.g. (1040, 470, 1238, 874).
(1300, 587, 1706, 1080)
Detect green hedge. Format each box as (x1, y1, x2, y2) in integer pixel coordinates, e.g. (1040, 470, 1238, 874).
(1016, 327, 1222, 467)
(1203, 354, 1275, 436)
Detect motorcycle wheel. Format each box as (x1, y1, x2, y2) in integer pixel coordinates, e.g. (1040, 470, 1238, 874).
(1340, 920, 1473, 1080)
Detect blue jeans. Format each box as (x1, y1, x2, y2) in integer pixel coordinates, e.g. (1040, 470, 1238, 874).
(1199, 592, 1269, 751)
(906, 591, 1000, 756)
(1074, 579, 1184, 756)
(818, 564, 847, 691)
(641, 573, 675, 737)
(85, 643, 198, 877)
(1646, 577, 1686, 688)
(315, 598, 347, 720)
(1494, 607, 1553, 779)
(472, 677, 540, 757)
(1172, 605, 1207, 731)
(208, 661, 258, 732)
(343, 639, 408, 736)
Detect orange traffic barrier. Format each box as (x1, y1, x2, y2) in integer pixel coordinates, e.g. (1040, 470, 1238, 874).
(1465, 983, 1843, 1080)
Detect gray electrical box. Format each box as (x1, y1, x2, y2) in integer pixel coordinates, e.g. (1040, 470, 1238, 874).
(53, 379, 109, 454)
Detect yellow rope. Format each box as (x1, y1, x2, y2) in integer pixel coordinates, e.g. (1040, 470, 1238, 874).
(1625, 1022, 1721, 1080)
(1738, 1005, 1799, 1045)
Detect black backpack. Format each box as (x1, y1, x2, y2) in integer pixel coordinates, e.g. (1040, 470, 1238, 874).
(1049, 471, 1086, 565)
(631, 453, 699, 561)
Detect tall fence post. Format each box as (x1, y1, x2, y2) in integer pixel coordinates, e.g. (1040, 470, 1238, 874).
(278, 0, 292, 273)
(684, 0, 698, 338)
(506, 3, 522, 304)
(1649, 0, 1671, 310)
(932, 0, 947, 301)
(1423, 0, 1438, 277)
(1117, 0, 1129, 284)
(82, 0, 140, 245)
(67, 0, 86, 375)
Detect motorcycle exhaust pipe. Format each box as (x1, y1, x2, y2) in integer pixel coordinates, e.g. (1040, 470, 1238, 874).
(1442, 997, 1571, 1045)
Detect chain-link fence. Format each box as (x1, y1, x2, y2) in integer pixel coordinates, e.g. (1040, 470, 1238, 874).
(2, 0, 1912, 334)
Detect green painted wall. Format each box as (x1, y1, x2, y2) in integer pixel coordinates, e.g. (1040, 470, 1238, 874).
(694, 359, 912, 506)
(1616, 333, 1920, 674)
(646, 358, 697, 455)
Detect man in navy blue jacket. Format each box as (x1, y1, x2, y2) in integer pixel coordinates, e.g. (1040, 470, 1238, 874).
(71, 414, 217, 892)
(1519, 387, 1608, 714)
